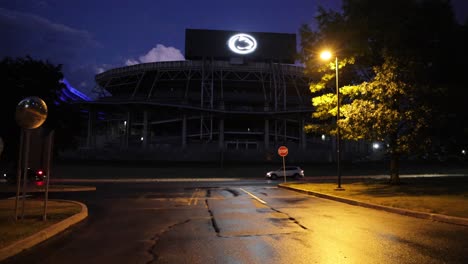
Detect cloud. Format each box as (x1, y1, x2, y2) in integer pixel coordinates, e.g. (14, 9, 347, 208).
(125, 44, 185, 66)
(0, 7, 100, 66)
(60, 62, 118, 99)
(125, 59, 139, 66)
(0, 9, 180, 100)
(0, 8, 108, 99)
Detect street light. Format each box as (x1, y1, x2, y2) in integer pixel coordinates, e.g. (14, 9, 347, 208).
(320, 51, 344, 190)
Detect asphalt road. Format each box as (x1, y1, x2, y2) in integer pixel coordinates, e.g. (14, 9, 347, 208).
(2, 179, 468, 264)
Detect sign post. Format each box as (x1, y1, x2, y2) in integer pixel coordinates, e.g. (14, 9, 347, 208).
(14, 96, 48, 221)
(277, 146, 288, 182)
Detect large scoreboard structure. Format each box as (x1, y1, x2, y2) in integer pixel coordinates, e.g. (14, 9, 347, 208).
(185, 29, 297, 64)
(70, 29, 365, 163)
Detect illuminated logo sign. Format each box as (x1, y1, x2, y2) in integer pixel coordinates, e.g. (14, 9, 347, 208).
(228, 33, 257, 54)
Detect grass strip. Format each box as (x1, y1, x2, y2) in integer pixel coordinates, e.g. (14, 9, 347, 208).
(0, 199, 81, 248)
(283, 177, 468, 218)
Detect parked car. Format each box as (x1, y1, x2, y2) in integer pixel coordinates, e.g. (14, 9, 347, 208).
(2, 167, 46, 186)
(265, 166, 304, 180)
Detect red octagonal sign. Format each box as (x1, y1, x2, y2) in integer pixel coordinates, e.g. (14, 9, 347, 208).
(278, 146, 288, 157)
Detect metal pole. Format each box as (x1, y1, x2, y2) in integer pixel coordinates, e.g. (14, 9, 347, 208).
(282, 156, 286, 183)
(335, 57, 343, 190)
(21, 129, 31, 220)
(43, 130, 54, 221)
(14, 129, 24, 221)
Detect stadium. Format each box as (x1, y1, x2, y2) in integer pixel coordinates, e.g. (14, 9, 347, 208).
(71, 29, 372, 163)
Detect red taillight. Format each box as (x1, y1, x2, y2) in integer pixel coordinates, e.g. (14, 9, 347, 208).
(36, 181, 44, 186)
(37, 170, 43, 175)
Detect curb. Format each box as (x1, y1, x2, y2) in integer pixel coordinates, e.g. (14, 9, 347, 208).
(0, 200, 88, 262)
(278, 184, 468, 227)
(0, 186, 96, 193)
(51, 178, 242, 183)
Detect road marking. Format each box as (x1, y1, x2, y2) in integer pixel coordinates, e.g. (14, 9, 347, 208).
(240, 188, 266, 204)
(188, 188, 200, 205)
(7, 195, 33, 199)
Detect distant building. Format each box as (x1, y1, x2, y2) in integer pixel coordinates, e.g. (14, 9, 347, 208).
(70, 29, 371, 163)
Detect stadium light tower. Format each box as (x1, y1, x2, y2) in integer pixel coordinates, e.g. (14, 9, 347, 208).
(320, 50, 344, 191)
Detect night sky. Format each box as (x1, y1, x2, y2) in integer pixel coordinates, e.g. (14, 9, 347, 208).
(1, 0, 467, 98)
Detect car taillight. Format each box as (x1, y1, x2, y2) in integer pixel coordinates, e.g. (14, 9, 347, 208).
(36, 181, 44, 186)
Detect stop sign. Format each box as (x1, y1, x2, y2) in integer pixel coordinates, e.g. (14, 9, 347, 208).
(278, 146, 288, 157)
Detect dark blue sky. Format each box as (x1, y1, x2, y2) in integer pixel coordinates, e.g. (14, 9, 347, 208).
(1, 0, 467, 98)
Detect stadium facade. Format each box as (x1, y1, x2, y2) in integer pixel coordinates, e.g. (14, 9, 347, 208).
(72, 29, 372, 163)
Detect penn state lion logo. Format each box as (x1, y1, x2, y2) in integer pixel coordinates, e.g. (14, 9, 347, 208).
(228, 33, 257, 54)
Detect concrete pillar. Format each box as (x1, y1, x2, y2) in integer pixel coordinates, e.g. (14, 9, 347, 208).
(264, 119, 269, 149)
(283, 120, 287, 143)
(124, 112, 131, 149)
(182, 114, 187, 148)
(142, 111, 148, 149)
(274, 120, 278, 145)
(218, 118, 224, 149)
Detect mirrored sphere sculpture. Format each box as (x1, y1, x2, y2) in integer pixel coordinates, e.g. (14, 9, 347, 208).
(15, 96, 48, 129)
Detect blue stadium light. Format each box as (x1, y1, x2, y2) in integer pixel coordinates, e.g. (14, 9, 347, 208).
(60, 79, 92, 102)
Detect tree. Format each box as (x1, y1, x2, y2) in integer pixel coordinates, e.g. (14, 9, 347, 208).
(340, 57, 430, 183)
(301, 0, 466, 183)
(0, 56, 82, 163)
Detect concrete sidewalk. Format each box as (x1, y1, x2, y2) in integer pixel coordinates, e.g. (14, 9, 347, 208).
(36, 172, 468, 183)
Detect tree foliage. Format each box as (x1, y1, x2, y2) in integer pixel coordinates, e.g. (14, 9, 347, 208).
(301, 0, 467, 183)
(0, 56, 82, 162)
(340, 57, 432, 181)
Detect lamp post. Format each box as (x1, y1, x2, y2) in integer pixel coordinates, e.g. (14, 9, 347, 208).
(320, 51, 344, 190)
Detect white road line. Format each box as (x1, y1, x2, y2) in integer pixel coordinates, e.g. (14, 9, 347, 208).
(240, 188, 267, 204)
(7, 195, 33, 199)
(188, 188, 199, 205)
(193, 189, 200, 205)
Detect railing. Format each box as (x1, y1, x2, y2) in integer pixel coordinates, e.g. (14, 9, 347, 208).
(95, 60, 308, 81)
(85, 98, 312, 114)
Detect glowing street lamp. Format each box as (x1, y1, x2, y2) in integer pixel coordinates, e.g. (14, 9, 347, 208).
(320, 51, 332, 60)
(320, 50, 344, 190)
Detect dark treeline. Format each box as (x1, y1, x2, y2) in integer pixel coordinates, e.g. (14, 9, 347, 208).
(0, 56, 82, 163)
